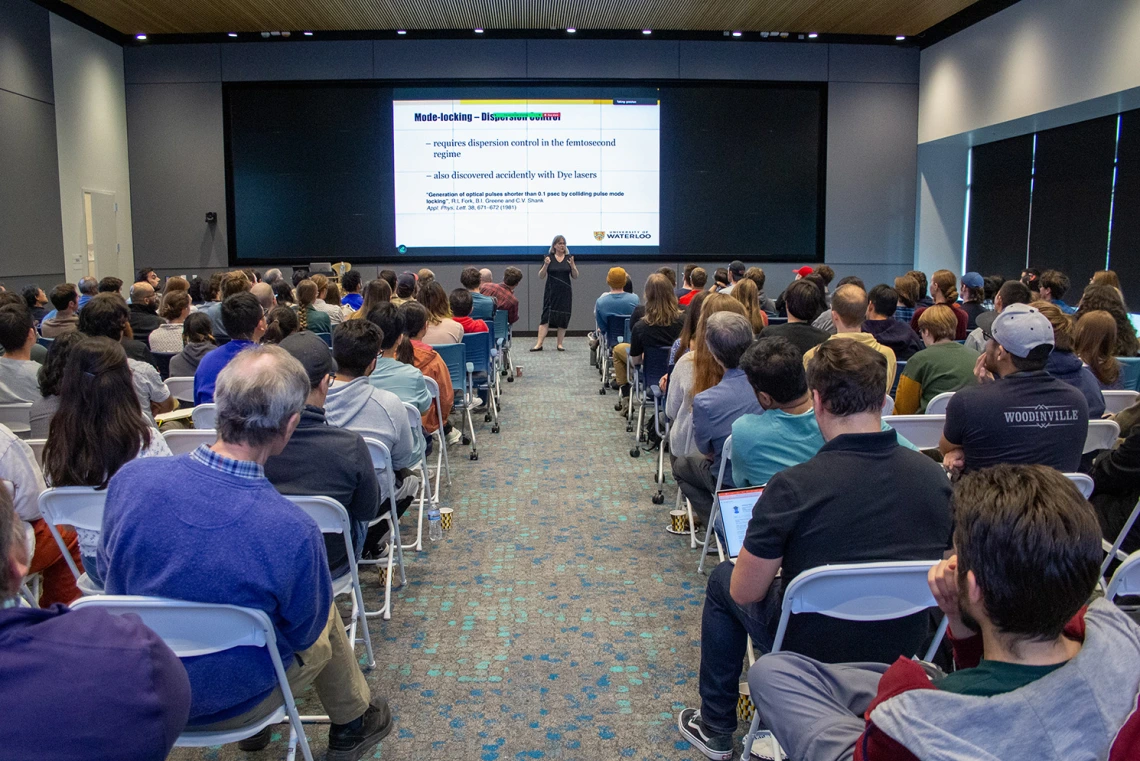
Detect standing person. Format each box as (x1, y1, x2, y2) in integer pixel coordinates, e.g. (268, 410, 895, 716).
(533, 235, 577, 351)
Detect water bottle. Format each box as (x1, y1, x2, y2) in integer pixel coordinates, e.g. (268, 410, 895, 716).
(428, 507, 442, 542)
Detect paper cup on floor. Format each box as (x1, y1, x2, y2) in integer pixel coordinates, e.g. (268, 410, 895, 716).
(669, 509, 689, 533)
(737, 681, 755, 722)
(376, 565, 388, 586)
(440, 507, 454, 530)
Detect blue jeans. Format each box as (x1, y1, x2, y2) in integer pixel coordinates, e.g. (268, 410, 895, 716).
(699, 560, 784, 735)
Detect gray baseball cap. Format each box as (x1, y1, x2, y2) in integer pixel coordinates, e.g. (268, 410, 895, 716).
(990, 303, 1054, 358)
(279, 330, 336, 387)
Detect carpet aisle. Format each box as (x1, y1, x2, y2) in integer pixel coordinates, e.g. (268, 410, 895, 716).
(172, 338, 709, 761)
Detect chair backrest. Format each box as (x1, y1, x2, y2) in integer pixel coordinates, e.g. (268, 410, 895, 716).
(493, 310, 508, 345)
(1106, 551, 1140, 600)
(462, 332, 491, 374)
(713, 435, 733, 493)
(0, 402, 33, 437)
(1118, 357, 1140, 392)
(772, 561, 941, 655)
(37, 486, 108, 580)
(882, 414, 945, 450)
(163, 428, 218, 455)
(424, 375, 440, 401)
(166, 376, 196, 404)
(1103, 390, 1140, 415)
(1084, 419, 1121, 454)
(924, 391, 955, 415)
(430, 343, 467, 392)
(284, 494, 350, 537)
(1065, 472, 1095, 499)
(360, 436, 397, 496)
(314, 331, 333, 348)
(605, 314, 631, 348)
(882, 395, 895, 415)
(642, 345, 672, 389)
(192, 403, 217, 429)
(36, 336, 54, 349)
(26, 438, 45, 467)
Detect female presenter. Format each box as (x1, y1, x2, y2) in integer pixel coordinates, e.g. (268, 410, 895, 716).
(532, 235, 578, 351)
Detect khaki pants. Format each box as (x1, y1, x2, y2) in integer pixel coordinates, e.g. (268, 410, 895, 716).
(613, 343, 630, 386)
(196, 604, 371, 729)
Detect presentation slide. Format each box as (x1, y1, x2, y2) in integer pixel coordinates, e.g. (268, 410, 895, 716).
(393, 95, 659, 255)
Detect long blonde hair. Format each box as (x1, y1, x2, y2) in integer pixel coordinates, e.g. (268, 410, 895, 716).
(690, 294, 747, 397)
(731, 278, 766, 334)
(643, 273, 681, 327)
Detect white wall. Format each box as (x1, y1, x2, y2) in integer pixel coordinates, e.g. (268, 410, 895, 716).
(50, 13, 133, 286)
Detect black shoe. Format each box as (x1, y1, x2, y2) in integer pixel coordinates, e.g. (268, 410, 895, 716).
(237, 726, 272, 752)
(530, 346, 543, 352)
(327, 699, 394, 761)
(677, 708, 733, 761)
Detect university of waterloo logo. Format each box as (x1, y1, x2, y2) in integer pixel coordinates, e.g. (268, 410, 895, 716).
(593, 231, 606, 241)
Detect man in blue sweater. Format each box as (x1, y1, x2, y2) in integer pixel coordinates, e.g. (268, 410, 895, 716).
(193, 291, 266, 404)
(99, 345, 393, 760)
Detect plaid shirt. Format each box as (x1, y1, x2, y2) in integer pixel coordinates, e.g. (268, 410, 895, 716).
(190, 444, 265, 480)
(479, 282, 519, 324)
(894, 306, 915, 325)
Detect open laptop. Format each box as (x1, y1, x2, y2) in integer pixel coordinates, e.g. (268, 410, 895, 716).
(714, 485, 765, 560)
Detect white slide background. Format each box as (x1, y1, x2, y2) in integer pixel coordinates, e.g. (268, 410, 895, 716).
(393, 98, 659, 249)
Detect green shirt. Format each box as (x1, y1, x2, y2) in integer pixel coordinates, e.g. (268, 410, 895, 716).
(937, 659, 1067, 697)
(901, 341, 979, 412)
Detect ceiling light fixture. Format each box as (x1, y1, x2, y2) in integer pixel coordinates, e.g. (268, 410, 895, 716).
(642, 29, 652, 35)
(228, 32, 238, 37)
(808, 32, 818, 39)
(731, 31, 742, 37)
(474, 28, 484, 33)
(136, 33, 147, 40)
(567, 28, 576, 33)
(896, 35, 906, 40)
(303, 31, 313, 36)
(397, 30, 407, 35)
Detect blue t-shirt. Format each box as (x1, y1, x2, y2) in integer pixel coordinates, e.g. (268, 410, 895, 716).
(470, 291, 496, 321)
(341, 292, 363, 311)
(193, 339, 254, 404)
(595, 292, 640, 335)
(731, 408, 920, 488)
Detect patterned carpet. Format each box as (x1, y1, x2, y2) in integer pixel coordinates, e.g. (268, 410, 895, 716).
(171, 338, 713, 761)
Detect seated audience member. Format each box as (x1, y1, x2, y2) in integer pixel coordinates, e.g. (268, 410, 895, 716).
(461, 267, 496, 321)
(751, 465, 1138, 761)
(908, 269, 934, 308)
(29, 331, 83, 437)
(272, 280, 295, 307)
(379, 269, 398, 292)
(910, 269, 968, 340)
(679, 267, 708, 306)
(76, 276, 98, 309)
(941, 303, 1088, 475)
(965, 279, 1031, 352)
(418, 268, 436, 284)
(450, 288, 488, 335)
(0, 305, 42, 403)
(291, 268, 310, 288)
(398, 302, 455, 441)
(1039, 269, 1077, 314)
(193, 292, 267, 404)
(0, 483, 191, 760)
(758, 279, 830, 355)
(893, 275, 920, 325)
(673, 313, 761, 524)
(0, 421, 83, 607)
(595, 267, 641, 335)
(1091, 417, 1140, 555)
(1074, 310, 1123, 390)
(367, 303, 432, 424)
(676, 264, 697, 299)
(42, 337, 172, 585)
(261, 268, 283, 287)
(310, 274, 344, 326)
(1035, 301, 1106, 417)
(261, 306, 300, 345)
(668, 290, 706, 365)
(657, 266, 677, 290)
(268, 330, 403, 575)
(959, 271, 989, 330)
(346, 279, 391, 322)
(731, 278, 769, 333)
(97, 346, 394, 753)
(803, 284, 898, 394)
(894, 305, 980, 415)
(127, 281, 166, 344)
(1076, 284, 1139, 357)
(40, 283, 80, 338)
(712, 268, 730, 292)
(79, 294, 173, 421)
(612, 274, 683, 399)
(418, 281, 463, 343)
(294, 279, 332, 334)
(22, 284, 48, 324)
(97, 276, 123, 295)
(137, 267, 161, 290)
(391, 272, 417, 305)
(774, 266, 814, 315)
(168, 312, 216, 378)
(719, 260, 746, 296)
(148, 290, 191, 353)
(340, 270, 364, 312)
(982, 274, 1003, 310)
(250, 281, 275, 314)
(205, 271, 252, 338)
(812, 275, 864, 335)
(479, 266, 523, 325)
(743, 267, 777, 315)
(678, 339, 953, 759)
(862, 284, 923, 360)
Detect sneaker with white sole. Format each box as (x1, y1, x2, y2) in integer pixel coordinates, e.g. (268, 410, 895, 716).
(677, 708, 733, 761)
(394, 475, 420, 502)
(746, 730, 780, 760)
(446, 428, 462, 446)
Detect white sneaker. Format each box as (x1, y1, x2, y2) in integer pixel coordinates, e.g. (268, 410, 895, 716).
(446, 428, 462, 446)
(747, 730, 780, 761)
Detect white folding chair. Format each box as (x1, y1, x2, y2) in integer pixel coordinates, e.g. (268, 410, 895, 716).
(360, 436, 406, 620)
(1103, 390, 1140, 416)
(697, 436, 732, 575)
(71, 596, 318, 761)
(881, 395, 894, 416)
(0, 402, 32, 438)
(882, 415, 946, 450)
(284, 495, 375, 670)
(26, 438, 45, 468)
(1106, 550, 1140, 602)
(37, 486, 107, 595)
(1064, 472, 1094, 499)
(423, 376, 451, 497)
(1101, 497, 1140, 588)
(402, 401, 434, 552)
(191, 403, 217, 429)
(924, 391, 955, 415)
(166, 376, 196, 404)
(741, 561, 949, 761)
(163, 428, 218, 455)
(1084, 419, 1121, 454)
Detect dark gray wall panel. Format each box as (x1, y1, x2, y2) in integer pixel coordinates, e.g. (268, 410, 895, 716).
(222, 41, 372, 81)
(374, 40, 526, 79)
(125, 44, 221, 84)
(0, 0, 54, 103)
(679, 41, 827, 81)
(828, 44, 919, 84)
(126, 82, 228, 271)
(0, 89, 64, 277)
(526, 40, 679, 79)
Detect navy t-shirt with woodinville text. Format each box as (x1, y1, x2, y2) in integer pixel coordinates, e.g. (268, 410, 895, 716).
(943, 370, 1088, 473)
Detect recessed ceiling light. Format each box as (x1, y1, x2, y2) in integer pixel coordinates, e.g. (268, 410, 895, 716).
(642, 29, 652, 35)
(779, 32, 788, 38)
(474, 28, 484, 33)
(228, 32, 238, 37)
(397, 30, 407, 35)
(567, 28, 576, 33)
(136, 33, 147, 40)
(731, 31, 742, 37)
(808, 32, 818, 39)
(303, 31, 313, 36)
(896, 35, 906, 40)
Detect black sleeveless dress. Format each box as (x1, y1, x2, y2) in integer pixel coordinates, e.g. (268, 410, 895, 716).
(541, 256, 573, 329)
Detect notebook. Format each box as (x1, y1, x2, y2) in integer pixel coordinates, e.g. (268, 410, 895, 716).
(715, 485, 765, 559)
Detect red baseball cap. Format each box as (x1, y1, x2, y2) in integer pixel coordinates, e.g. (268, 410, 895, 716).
(792, 266, 814, 277)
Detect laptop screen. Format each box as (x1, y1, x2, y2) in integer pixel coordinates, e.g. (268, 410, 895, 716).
(716, 486, 765, 558)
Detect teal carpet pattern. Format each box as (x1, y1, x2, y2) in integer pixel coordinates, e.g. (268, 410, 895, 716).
(171, 338, 712, 761)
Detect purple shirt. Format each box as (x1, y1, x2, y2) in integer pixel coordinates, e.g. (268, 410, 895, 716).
(192, 338, 254, 404)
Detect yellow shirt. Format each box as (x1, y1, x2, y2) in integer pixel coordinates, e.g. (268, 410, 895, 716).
(802, 332, 898, 395)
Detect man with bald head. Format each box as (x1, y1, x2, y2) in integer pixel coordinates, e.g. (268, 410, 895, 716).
(127, 281, 166, 344)
(802, 283, 898, 394)
(250, 282, 275, 313)
(480, 268, 493, 284)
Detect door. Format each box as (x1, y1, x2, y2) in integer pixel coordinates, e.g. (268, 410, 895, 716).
(83, 190, 118, 280)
